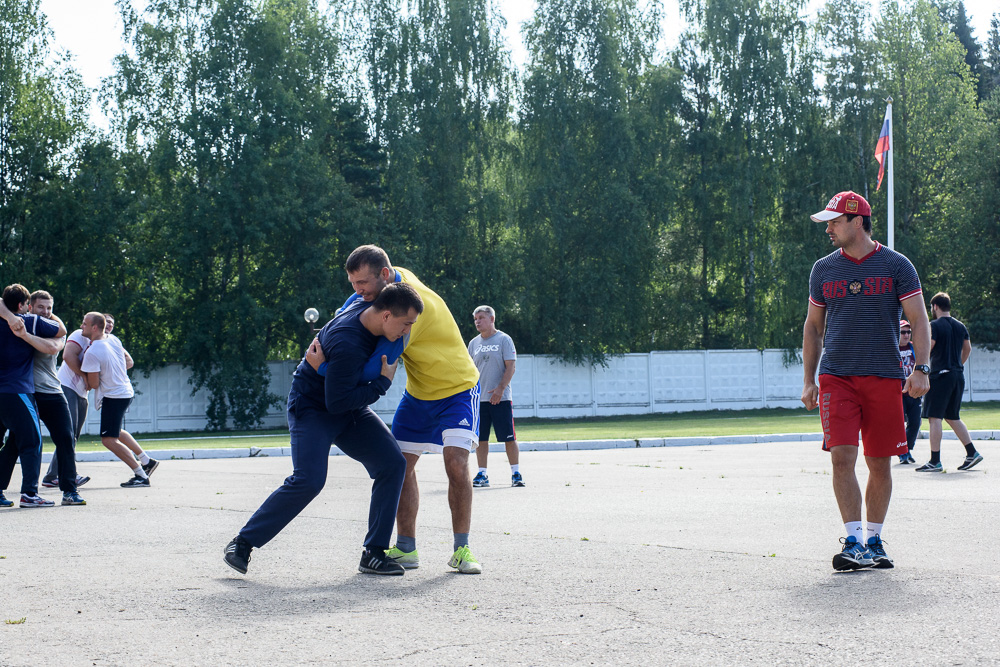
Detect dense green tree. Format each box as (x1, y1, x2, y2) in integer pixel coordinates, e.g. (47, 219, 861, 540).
(517, 0, 661, 363)
(0, 0, 88, 285)
(110, 0, 382, 428)
(983, 15, 1000, 98)
(358, 0, 516, 344)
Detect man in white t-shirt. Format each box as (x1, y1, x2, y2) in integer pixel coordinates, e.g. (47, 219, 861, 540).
(45, 313, 123, 486)
(79, 312, 159, 488)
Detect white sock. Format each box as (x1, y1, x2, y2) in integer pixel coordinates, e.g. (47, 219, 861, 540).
(478, 467, 487, 474)
(138, 452, 150, 465)
(866, 523, 883, 543)
(845, 521, 863, 543)
(511, 464, 520, 474)
(132, 465, 148, 479)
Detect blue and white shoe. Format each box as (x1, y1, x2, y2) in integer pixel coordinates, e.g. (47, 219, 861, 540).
(833, 537, 874, 571)
(511, 471, 525, 487)
(19, 494, 55, 508)
(472, 471, 489, 488)
(957, 453, 983, 471)
(866, 536, 894, 569)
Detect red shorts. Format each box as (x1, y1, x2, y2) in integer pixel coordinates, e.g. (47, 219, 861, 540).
(819, 374, 907, 457)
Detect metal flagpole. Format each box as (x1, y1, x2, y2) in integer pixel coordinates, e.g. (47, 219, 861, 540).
(886, 97, 894, 250)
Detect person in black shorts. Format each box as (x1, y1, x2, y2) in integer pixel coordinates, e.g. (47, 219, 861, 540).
(915, 292, 982, 472)
(468, 306, 523, 488)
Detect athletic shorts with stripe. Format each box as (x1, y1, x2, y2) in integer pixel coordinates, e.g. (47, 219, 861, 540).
(392, 383, 481, 455)
(819, 374, 907, 457)
(479, 400, 516, 443)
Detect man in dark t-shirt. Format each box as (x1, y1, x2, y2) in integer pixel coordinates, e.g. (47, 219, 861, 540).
(802, 191, 930, 572)
(915, 292, 982, 472)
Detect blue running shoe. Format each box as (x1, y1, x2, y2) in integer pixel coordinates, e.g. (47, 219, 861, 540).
(472, 471, 489, 488)
(61, 492, 87, 506)
(866, 536, 894, 569)
(0, 491, 13, 508)
(833, 537, 874, 571)
(511, 471, 525, 487)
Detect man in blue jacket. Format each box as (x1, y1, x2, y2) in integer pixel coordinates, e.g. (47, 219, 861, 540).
(0, 284, 65, 508)
(224, 283, 423, 576)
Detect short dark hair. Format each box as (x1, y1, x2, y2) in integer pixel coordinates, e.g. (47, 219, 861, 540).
(371, 283, 423, 317)
(2, 284, 30, 312)
(30, 290, 53, 304)
(346, 245, 391, 275)
(930, 292, 951, 311)
(851, 215, 871, 233)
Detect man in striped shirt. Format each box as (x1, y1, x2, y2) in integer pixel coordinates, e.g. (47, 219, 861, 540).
(801, 191, 931, 571)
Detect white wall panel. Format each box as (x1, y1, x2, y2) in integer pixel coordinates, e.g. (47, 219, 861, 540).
(52, 346, 996, 436)
(707, 350, 762, 403)
(535, 359, 592, 408)
(651, 351, 707, 404)
(762, 350, 803, 402)
(595, 354, 649, 406)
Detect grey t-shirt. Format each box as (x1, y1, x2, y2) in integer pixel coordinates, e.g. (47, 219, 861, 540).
(33, 337, 66, 395)
(468, 330, 516, 402)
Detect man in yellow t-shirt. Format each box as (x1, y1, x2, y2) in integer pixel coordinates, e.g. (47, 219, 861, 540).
(310, 245, 483, 574)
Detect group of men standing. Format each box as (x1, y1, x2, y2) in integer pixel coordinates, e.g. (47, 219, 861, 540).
(802, 190, 982, 572)
(0, 286, 158, 509)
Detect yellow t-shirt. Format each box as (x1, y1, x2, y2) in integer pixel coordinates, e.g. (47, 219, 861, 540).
(397, 267, 480, 400)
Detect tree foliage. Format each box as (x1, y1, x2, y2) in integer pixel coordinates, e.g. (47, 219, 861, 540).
(4, 0, 999, 425)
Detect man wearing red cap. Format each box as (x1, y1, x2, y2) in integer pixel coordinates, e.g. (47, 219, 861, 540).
(801, 191, 931, 571)
(897, 319, 921, 464)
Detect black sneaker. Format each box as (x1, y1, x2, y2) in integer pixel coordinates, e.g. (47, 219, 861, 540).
(359, 549, 405, 575)
(224, 535, 253, 574)
(867, 536, 894, 569)
(142, 459, 160, 477)
(957, 453, 983, 471)
(121, 475, 150, 488)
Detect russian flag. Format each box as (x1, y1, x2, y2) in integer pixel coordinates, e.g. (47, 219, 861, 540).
(875, 109, 891, 191)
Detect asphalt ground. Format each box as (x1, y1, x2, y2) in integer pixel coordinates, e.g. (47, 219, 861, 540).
(2, 438, 998, 666)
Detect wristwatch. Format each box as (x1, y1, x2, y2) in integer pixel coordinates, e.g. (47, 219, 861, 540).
(914, 364, 931, 375)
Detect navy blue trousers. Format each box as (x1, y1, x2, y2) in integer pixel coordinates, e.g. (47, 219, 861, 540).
(239, 393, 406, 551)
(0, 393, 43, 496)
(903, 394, 922, 451)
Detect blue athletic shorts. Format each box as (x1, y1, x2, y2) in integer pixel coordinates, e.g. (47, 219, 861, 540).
(391, 384, 480, 455)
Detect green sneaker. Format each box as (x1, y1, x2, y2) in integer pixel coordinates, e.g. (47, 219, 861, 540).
(448, 545, 482, 574)
(385, 545, 420, 569)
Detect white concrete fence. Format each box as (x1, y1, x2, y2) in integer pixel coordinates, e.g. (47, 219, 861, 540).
(65, 346, 1000, 436)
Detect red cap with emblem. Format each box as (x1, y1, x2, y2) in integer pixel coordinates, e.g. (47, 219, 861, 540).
(810, 191, 872, 222)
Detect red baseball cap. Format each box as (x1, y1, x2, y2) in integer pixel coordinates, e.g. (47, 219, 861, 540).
(810, 191, 872, 222)
(899, 320, 911, 329)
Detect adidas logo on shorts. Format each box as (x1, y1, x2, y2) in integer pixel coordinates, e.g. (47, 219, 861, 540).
(459, 419, 470, 426)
